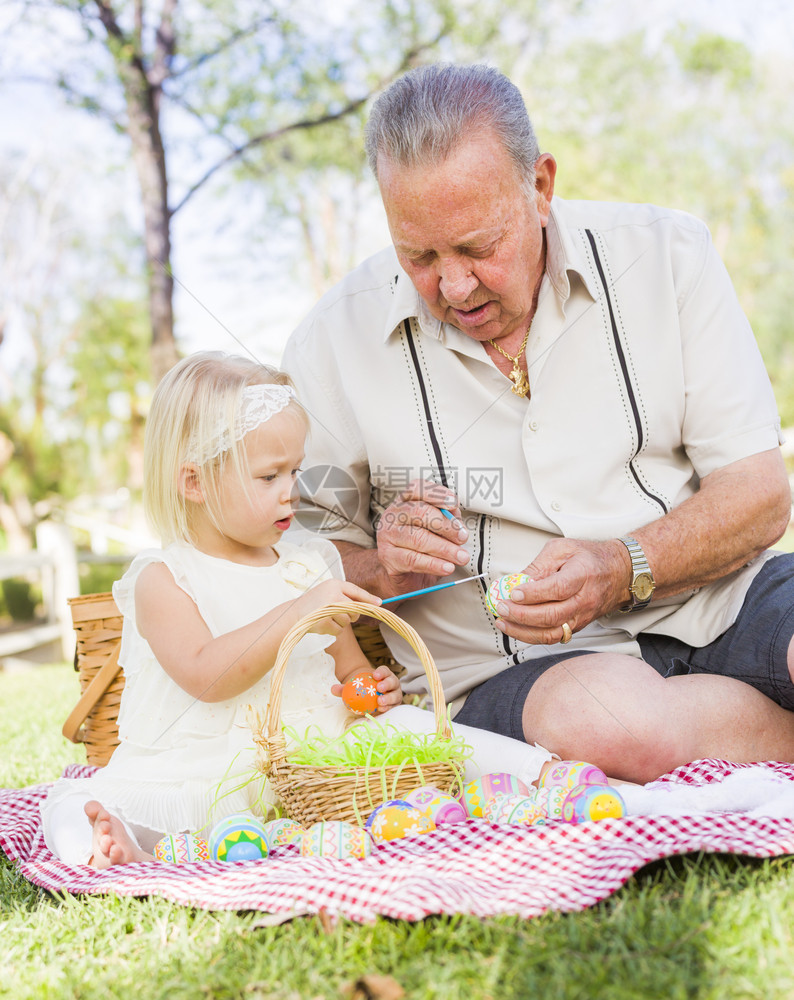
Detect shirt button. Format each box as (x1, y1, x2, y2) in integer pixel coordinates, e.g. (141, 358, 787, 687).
(528, 420, 539, 431)
(551, 500, 562, 511)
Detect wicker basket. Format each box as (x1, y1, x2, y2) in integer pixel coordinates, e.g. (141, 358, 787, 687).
(254, 601, 464, 827)
(63, 592, 402, 769)
(64, 592, 125, 767)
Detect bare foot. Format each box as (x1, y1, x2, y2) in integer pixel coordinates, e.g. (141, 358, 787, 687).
(84, 800, 153, 868)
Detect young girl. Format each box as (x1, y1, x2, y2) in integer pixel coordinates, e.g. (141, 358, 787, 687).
(42, 352, 558, 869)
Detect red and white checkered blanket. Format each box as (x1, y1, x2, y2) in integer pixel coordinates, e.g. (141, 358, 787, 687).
(3, 760, 794, 923)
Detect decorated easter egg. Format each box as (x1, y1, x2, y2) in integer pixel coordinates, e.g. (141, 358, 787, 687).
(365, 803, 436, 843)
(485, 573, 532, 617)
(538, 760, 609, 791)
(209, 813, 269, 862)
(459, 772, 531, 818)
(364, 799, 414, 830)
(299, 821, 372, 859)
(405, 786, 468, 825)
(153, 832, 210, 864)
(341, 670, 380, 715)
(562, 784, 626, 824)
(483, 793, 546, 826)
(533, 784, 569, 821)
(262, 818, 304, 849)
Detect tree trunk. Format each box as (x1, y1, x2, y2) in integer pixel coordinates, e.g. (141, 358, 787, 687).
(95, 0, 180, 383)
(126, 83, 179, 383)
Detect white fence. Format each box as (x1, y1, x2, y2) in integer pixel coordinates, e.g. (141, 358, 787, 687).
(0, 523, 98, 662)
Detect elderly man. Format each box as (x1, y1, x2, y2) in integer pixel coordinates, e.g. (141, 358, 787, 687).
(282, 63, 794, 782)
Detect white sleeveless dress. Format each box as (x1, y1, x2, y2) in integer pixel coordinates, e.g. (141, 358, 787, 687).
(41, 538, 352, 846)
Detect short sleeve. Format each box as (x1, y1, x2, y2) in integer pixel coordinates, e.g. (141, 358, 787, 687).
(674, 218, 782, 476)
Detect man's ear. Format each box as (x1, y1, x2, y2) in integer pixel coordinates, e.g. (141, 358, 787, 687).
(178, 464, 204, 504)
(534, 153, 556, 226)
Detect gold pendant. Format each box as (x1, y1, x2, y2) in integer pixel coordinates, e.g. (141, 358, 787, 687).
(509, 366, 530, 397)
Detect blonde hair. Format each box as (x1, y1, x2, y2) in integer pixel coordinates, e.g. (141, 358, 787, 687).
(144, 351, 308, 544)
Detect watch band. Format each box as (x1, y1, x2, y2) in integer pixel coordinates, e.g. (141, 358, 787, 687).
(617, 535, 655, 611)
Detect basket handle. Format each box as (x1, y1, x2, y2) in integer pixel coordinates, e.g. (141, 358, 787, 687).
(62, 643, 122, 745)
(264, 601, 451, 747)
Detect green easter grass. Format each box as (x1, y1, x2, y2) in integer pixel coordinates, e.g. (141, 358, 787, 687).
(4, 664, 794, 999)
(282, 718, 472, 768)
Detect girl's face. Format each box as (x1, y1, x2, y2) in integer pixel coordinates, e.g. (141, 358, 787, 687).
(197, 406, 306, 564)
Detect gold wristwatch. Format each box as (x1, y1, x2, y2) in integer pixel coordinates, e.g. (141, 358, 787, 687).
(617, 536, 655, 611)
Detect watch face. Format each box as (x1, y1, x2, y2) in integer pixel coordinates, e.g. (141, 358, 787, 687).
(632, 573, 655, 602)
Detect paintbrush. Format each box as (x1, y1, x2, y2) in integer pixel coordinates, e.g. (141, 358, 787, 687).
(381, 572, 486, 605)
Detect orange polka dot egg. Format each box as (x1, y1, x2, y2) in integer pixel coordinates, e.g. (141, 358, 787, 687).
(341, 669, 380, 716)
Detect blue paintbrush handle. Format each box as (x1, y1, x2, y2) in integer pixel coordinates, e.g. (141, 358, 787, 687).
(381, 572, 485, 605)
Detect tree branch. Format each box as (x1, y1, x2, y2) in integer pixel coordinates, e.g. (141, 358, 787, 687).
(133, 0, 143, 48)
(169, 96, 367, 215)
(92, 0, 126, 46)
(151, 0, 177, 88)
(170, 27, 447, 216)
(166, 14, 277, 80)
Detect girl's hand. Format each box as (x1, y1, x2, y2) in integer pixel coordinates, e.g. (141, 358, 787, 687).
(295, 579, 381, 636)
(370, 664, 403, 713)
(331, 664, 404, 714)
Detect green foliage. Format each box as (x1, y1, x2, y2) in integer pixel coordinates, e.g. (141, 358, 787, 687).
(0, 579, 40, 622)
(78, 561, 128, 596)
(66, 292, 151, 489)
(0, 152, 151, 533)
(673, 29, 754, 85)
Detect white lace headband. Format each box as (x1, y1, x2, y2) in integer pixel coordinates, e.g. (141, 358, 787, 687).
(185, 384, 297, 464)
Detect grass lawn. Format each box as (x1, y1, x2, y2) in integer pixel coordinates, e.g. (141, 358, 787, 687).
(3, 665, 794, 999)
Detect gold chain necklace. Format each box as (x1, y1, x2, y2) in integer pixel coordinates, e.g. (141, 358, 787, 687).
(488, 328, 531, 397)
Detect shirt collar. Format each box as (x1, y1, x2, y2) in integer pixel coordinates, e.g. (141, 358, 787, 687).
(381, 255, 443, 342)
(381, 195, 599, 342)
(545, 197, 601, 302)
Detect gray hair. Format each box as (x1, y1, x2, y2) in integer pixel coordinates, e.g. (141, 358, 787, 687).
(364, 64, 540, 193)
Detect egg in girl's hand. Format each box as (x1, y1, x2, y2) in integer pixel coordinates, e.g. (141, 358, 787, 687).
(341, 669, 380, 715)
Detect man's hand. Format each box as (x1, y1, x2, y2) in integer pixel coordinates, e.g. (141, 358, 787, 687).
(374, 479, 471, 597)
(492, 538, 629, 644)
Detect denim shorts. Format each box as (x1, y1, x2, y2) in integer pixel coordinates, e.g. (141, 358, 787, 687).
(453, 552, 794, 741)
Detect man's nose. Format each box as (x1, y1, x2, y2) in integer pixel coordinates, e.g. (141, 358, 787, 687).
(438, 259, 477, 303)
